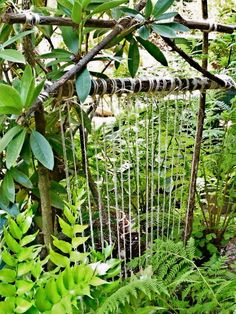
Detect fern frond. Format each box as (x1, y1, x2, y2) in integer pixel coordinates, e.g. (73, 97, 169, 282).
(96, 278, 166, 314)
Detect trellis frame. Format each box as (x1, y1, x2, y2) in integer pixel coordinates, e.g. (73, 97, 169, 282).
(2, 0, 234, 246)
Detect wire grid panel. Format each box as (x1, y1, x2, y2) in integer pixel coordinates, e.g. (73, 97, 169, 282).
(69, 92, 197, 264)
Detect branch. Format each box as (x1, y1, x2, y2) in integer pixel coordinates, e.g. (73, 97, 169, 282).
(1, 13, 116, 28)
(174, 14, 236, 34)
(162, 37, 226, 87)
(2, 12, 235, 34)
(23, 16, 143, 119)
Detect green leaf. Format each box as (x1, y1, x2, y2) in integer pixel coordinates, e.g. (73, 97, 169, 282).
(61, 26, 79, 54)
(8, 218, 23, 240)
(156, 11, 177, 20)
(30, 131, 54, 170)
(50, 249, 70, 267)
(0, 49, 25, 63)
(58, 217, 73, 238)
(0, 84, 23, 115)
(74, 105, 92, 133)
(2, 249, 16, 267)
(128, 39, 140, 77)
(11, 168, 33, 189)
(2, 172, 15, 202)
(0, 299, 15, 313)
(30, 80, 45, 106)
(145, 0, 153, 19)
(89, 277, 107, 286)
(73, 224, 88, 233)
(4, 229, 21, 253)
(20, 231, 38, 246)
(152, 23, 176, 38)
(52, 236, 72, 254)
(58, 0, 73, 10)
(6, 129, 27, 169)
(35, 287, 53, 312)
(15, 297, 33, 313)
(138, 25, 150, 40)
(1, 30, 35, 48)
(0, 283, 16, 297)
(71, 0, 82, 24)
(0, 269, 16, 283)
(162, 22, 189, 32)
(20, 65, 34, 108)
(0, 125, 23, 153)
(72, 236, 89, 248)
(90, 0, 128, 16)
(76, 68, 91, 103)
(17, 262, 33, 277)
(136, 36, 168, 66)
(153, 0, 174, 18)
(16, 280, 34, 295)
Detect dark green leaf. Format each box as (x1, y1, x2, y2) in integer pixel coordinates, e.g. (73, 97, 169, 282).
(0, 84, 23, 115)
(136, 36, 168, 66)
(76, 68, 91, 103)
(138, 25, 150, 40)
(153, 0, 174, 18)
(61, 27, 79, 54)
(30, 131, 54, 170)
(0, 125, 23, 153)
(128, 39, 140, 77)
(145, 0, 153, 19)
(20, 65, 34, 108)
(11, 168, 33, 189)
(90, 0, 128, 16)
(2, 172, 15, 202)
(30, 80, 45, 106)
(152, 23, 176, 38)
(163, 22, 189, 32)
(0, 49, 25, 63)
(6, 129, 27, 169)
(119, 7, 140, 17)
(2, 30, 34, 48)
(156, 11, 177, 20)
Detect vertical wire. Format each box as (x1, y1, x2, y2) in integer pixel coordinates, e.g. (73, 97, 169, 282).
(102, 123, 113, 249)
(126, 97, 132, 262)
(157, 98, 161, 239)
(59, 107, 72, 204)
(67, 103, 86, 251)
(161, 98, 169, 239)
(150, 96, 155, 246)
(145, 98, 150, 250)
(178, 93, 192, 235)
(171, 92, 184, 238)
(167, 94, 178, 239)
(94, 119, 104, 250)
(134, 97, 141, 260)
(117, 96, 127, 276)
(109, 97, 122, 264)
(80, 104, 95, 249)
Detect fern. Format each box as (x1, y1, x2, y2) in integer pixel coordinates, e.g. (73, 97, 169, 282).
(128, 238, 236, 313)
(96, 277, 167, 314)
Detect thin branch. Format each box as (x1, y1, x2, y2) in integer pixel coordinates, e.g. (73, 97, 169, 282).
(1, 12, 235, 34)
(174, 14, 236, 34)
(162, 37, 225, 87)
(23, 16, 143, 119)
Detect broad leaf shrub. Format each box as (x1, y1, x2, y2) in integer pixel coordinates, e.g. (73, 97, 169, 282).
(0, 203, 120, 313)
